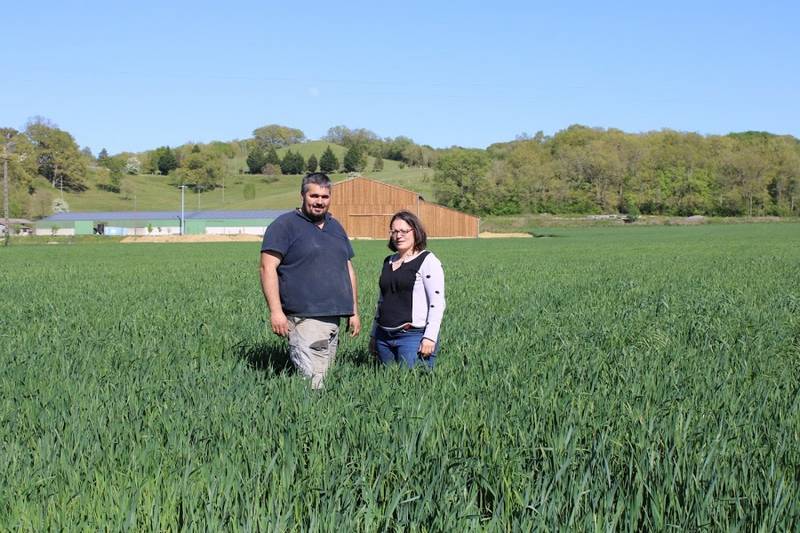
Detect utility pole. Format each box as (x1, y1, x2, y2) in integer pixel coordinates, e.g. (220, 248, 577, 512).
(2, 136, 14, 247)
(3, 147, 9, 246)
(179, 185, 187, 235)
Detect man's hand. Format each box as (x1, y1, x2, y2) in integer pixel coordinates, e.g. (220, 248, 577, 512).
(346, 260, 360, 338)
(347, 314, 361, 337)
(270, 311, 290, 337)
(261, 251, 288, 337)
(419, 338, 436, 357)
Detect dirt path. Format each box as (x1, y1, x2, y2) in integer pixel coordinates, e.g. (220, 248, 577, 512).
(122, 232, 532, 243)
(478, 232, 532, 238)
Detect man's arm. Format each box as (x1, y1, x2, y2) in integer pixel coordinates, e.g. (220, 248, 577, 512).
(346, 259, 361, 337)
(260, 251, 289, 337)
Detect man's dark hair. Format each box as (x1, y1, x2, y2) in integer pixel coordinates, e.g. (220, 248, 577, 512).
(301, 172, 332, 195)
(388, 210, 428, 252)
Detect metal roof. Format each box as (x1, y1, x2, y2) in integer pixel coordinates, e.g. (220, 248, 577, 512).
(42, 210, 292, 222)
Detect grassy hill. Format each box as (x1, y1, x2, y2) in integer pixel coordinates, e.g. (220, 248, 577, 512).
(59, 141, 436, 212)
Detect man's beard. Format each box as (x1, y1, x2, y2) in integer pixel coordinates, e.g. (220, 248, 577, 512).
(303, 205, 326, 222)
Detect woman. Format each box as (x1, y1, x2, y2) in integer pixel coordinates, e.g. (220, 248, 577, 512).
(369, 211, 446, 368)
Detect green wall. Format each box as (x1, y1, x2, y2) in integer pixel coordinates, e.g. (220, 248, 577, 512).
(75, 221, 94, 235)
(38, 217, 273, 235)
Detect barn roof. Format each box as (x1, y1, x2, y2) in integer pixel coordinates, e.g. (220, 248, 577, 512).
(41, 210, 291, 222)
(334, 176, 426, 201)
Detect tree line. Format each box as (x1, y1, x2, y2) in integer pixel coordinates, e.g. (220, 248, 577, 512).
(1, 120, 798, 219)
(435, 127, 800, 217)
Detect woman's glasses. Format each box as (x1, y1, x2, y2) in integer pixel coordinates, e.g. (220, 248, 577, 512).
(389, 228, 414, 236)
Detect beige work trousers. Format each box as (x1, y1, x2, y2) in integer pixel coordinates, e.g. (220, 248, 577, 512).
(287, 316, 340, 389)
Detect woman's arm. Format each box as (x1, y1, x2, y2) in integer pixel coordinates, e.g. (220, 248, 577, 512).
(419, 253, 446, 344)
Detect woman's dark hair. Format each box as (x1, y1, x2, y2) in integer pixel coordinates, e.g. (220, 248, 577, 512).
(387, 210, 427, 252)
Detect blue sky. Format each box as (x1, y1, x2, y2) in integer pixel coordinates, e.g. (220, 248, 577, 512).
(3, 0, 798, 154)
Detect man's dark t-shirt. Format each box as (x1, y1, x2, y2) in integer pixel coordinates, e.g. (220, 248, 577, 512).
(261, 209, 355, 317)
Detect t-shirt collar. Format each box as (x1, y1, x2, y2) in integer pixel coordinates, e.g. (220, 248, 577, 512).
(295, 208, 331, 224)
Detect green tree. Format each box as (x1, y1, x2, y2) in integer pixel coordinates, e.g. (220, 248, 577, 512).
(372, 154, 384, 172)
(434, 148, 491, 214)
(1, 128, 37, 218)
(280, 150, 294, 175)
(307, 154, 318, 173)
(280, 150, 305, 175)
(323, 125, 352, 145)
(549, 126, 627, 212)
(319, 146, 339, 173)
(172, 152, 223, 191)
(384, 136, 415, 161)
(25, 118, 88, 191)
(343, 145, 367, 172)
(246, 147, 267, 174)
(324, 125, 380, 153)
(637, 130, 711, 215)
(294, 152, 306, 173)
(265, 146, 280, 166)
(401, 144, 427, 167)
(97, 148, 109, 162)
(101, 156, 126, 193)
(207, 141, 236, 159)
(719, 137, 772, 216)
(152, 146, 179, 175)
(253, 124, 306, 148)
(501, 139, 560, 213)
(764, 136, 800, 215)
(667, 168, 712, 215)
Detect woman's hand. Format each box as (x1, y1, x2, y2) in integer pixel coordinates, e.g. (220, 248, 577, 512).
(418, 338, 436, 357)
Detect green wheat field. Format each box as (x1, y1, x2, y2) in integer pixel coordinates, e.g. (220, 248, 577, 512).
(1, 224, 799, 530)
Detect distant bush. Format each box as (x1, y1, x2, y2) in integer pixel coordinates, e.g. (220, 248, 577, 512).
(52, 198, 70, 213)
(97, 183, 120, 193)
(125, 157, 141, 175)
(261, 164, 281, 176)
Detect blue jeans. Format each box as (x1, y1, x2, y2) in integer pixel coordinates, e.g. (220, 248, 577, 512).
(375, 327, 437, 369)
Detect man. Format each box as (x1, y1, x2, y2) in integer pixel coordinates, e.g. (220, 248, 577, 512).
(260, 172, 360, 389)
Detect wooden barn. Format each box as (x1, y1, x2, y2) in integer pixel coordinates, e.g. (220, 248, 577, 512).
(330, 176, 479, 238)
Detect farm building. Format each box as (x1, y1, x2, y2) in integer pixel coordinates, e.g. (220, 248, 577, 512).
(33, 177, 478, 238)
(35, 210, 289, 237)
(0, 218, 33, 235)
(330, 176, 479, 238)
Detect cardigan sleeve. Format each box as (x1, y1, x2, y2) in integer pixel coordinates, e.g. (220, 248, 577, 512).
(419, 252, 446, 343)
